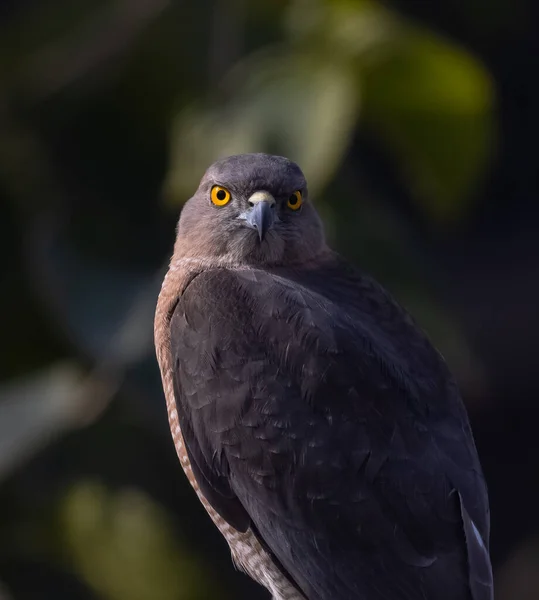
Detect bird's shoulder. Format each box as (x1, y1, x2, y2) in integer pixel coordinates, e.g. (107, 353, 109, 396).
(174, 258, 451, 401)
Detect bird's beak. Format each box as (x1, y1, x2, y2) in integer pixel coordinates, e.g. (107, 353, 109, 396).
(245, 190, 275, 241)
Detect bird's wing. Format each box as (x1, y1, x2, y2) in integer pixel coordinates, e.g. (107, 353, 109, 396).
(170, 265, 492, 600)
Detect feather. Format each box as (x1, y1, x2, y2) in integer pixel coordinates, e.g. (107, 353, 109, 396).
(169, 261, 492, 600)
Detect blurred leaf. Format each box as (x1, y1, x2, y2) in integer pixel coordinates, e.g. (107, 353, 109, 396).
(288, 0, 496, 223)
(360, 26, 495, 223)
(285, 0, 397, 58)
(54, 260, 159, 369)
(0, 364, 85, 480)
(29, 223, 160, 369)
(165, 50, 358, 204)
(60, 482, 217, 600)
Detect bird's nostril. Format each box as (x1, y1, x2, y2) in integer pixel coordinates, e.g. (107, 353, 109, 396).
(248, 201, 254, 207)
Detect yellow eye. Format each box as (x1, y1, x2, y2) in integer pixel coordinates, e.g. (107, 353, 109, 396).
(211, 185, 231, 206)
(287, 190, 303, 211)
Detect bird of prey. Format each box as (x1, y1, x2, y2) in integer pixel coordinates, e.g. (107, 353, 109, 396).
(154, 153, 493, 600)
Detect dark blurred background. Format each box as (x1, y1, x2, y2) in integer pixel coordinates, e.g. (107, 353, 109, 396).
(1, 0, 538, 598)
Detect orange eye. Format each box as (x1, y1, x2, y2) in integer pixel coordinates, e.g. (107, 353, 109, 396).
(287, 190, 303, 211)
(211, 185, 231, 206)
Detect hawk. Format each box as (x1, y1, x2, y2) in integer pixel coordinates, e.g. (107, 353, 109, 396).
(154, 153, 493, 600)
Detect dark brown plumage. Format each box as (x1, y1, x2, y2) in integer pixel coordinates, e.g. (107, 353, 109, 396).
(154, 153, 493, 600)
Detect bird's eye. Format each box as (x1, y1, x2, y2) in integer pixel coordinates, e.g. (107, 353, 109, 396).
(211, 185, 231, 206)
(287, 190, 303, 211)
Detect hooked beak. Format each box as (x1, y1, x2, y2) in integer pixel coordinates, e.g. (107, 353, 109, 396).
(245, 190, 275, 241)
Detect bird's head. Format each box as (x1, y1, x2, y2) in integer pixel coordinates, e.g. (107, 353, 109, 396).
(173, 153, 326, 267)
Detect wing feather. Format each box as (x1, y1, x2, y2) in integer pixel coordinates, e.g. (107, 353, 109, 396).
(170, 262, 492, 600)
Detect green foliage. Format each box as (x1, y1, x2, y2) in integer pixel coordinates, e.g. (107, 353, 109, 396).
(60, 482, 215, 600)
(361, 28, 495, 223)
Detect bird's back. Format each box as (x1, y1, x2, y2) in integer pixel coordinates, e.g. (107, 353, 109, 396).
(169, 257, 492, 600)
